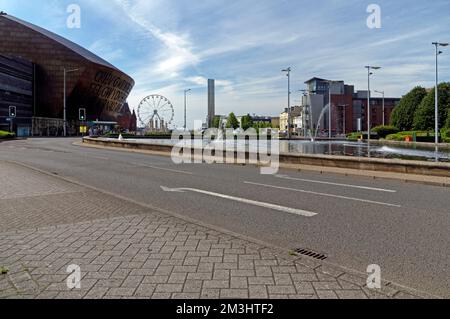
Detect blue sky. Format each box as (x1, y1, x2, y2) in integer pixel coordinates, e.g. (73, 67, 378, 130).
(1, 0, 450, 128)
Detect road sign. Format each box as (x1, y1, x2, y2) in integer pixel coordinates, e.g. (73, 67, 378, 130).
(80, 126, 87, 134)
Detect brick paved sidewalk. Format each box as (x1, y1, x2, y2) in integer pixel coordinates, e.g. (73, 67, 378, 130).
(0, 161, 434, 299)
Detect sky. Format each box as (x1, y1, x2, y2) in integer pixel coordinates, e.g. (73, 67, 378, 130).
(1, 0, 450, 128)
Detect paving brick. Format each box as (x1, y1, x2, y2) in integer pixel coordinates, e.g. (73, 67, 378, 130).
(291, 273, 318, 282)
(249, 285, 268, 298)
(183, 280, 203, 293)
(106, 287, 136, 297)
(142, 275, 169, 284)
(201, 288, 220, 299)
(316, 290, 339, 299)
(294, 282, 315, 295)
(213, 270, 230, 280)
(248, 277, 275, 285)
(168, 273, 187, 284)
(187, 273, 212, 280)
(336, 290, 369, 299)
(231, 269, 255, 277)
(220, 289, 248, 299)
(155, 284, 183, 293)
(172, 292, 200, 299)
(267, 285, 296, 295)
(121, 276, 144, 288)
(203, 280, 229, 289)
(83, 287, 109, 299)
(230, 277, 248, 289)
(312, 281, 342, 291)
(134, 284, 156, 297)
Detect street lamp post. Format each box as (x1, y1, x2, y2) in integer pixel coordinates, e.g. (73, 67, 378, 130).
(432, 42, 448, 146)
(63, 67, 79, 137)
(282, 68, 292, 139)
(375, 90, 385, 126)
(365, 66, 381, 142)
(328, 84, 332, 139)
(184, 89, 191, 131)
(341, 104, 349, 135)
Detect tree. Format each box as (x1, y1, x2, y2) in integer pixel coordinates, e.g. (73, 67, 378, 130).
(226, 112, 239, 129)
(241, 114, 253, 130)
(212, 116, 221, 128)
(390, 86, 427, 131)
(445, 110, 450, 129)
(413, 83, 450, 131)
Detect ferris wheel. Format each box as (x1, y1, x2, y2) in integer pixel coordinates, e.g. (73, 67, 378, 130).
(137, 94, 174, 129)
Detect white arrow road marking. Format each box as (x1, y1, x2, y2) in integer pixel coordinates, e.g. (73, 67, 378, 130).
(244, 181, 402, 208)
(160, 186, 317, 217)
(275, 174, 397, 193)
(133, 163, 193, 175)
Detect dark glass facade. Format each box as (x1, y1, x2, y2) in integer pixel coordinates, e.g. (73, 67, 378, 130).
(0, 54, 33, 136)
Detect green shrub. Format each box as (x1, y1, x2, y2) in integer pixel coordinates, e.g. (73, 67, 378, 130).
(385, 131, 437, 141)
(441, 128, 450, 143)
(372, 125, 400, 139)
(347, 132, 363, 141)
(0, 130, 15, 139)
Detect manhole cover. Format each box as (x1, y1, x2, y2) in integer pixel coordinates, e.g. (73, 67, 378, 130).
(294, 248, 327, 260)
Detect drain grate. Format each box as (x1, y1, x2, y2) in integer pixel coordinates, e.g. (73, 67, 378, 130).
(293, 248, 328, 260)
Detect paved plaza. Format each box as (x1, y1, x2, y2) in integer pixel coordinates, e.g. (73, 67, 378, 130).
(0, 161, 432, 299)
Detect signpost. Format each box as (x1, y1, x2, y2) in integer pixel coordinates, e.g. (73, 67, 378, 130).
(79, 108, 87, 136)
(8, 106, 16, 133)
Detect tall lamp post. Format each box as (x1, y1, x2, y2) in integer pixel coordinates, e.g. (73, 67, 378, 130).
(374, 90, 385, 126)
(184, 89, 191, 131)
(340, 104, 349, 135)
(282, 68, 292, 139)
(365, 66, 381, 142)
(63, 67, 79, 137)
(432, 42, 448, 146)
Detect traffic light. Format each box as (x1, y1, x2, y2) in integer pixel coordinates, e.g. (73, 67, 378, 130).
(9, 106, 16, 118)
(79, 108, 86, 121)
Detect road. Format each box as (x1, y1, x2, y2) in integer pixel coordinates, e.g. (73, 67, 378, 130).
(0, 137, 448, 297)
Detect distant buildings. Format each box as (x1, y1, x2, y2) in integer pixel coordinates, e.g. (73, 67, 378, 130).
(280, 106, 302, 132)
(215, 114, 279, 130)
(283, 77, 400, 136)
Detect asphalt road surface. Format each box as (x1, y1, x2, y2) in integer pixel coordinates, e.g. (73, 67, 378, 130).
(0, 138, 448, 297)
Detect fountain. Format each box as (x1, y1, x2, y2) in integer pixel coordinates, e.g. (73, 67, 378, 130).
(312, 103, 330, 141)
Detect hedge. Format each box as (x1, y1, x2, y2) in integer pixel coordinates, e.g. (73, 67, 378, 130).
(0, 130, 15, 139)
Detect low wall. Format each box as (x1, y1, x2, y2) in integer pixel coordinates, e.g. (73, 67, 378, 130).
(82, 137, 450, 178)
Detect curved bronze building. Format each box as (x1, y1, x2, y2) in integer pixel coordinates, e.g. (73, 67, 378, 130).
(0, 12, 134, 134)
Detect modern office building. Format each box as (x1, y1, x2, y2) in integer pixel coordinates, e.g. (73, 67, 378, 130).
(296, 77, 400, 136)
(0, 12, 135, 136)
